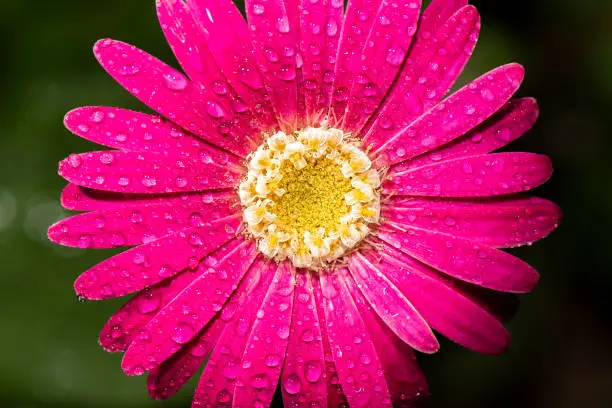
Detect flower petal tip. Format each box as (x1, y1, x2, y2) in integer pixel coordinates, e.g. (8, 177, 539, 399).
(419, 340, 441, 355)
(504, 62, 525, 85)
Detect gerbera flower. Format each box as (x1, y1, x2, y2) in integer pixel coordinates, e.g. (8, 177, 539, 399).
(49, 0, 561, 406)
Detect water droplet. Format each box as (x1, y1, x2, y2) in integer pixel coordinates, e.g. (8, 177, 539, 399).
(216, 389, 232, 403)
(301, 329, 314, 343)
(385, 46, 406, 67)
(496, 128, 512, 142)
(304, 360, 322, 383)
(252, 3, 265, 15)
(205, 101, 226, 119)
(172, 322, 195, 344)
(264, 47, 280, 63)
(110, 233, 126, 247)
(212, 80, 229, 96)
(109, 325, 122, 339)
(99, 152, 114, 165)
(189, 232, 204, 246)
(141, 175, 157, 188)
(119, 64, 141, 76)
(304, 79, 317, 91)
(239, 65, 264, 89)
(189, 212, 204, 227)
(137, 291, 161, 314)
(480, 88, 495, 101)
(133, 252, 146, 265)
(223, 362, 238, 379)
(77, 234, 92, 248)
(90, 110, 105, 123)
(277, 325, 290, 339)
(283, 373, 301, 395)
(265, 354, 281, 367)
(359, 352, 372, 365)
(130, 211, 144, 224)
(67, 154, 82, 168)
(334, 87, 349, 102)
(279, 64, 297, 81)
(276, 16, 290, 33)
(251, 373, 271, 389)
(163, 72, 188, 91)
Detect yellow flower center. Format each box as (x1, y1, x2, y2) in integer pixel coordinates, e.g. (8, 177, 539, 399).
(239, 127, 381, 270)
(275, 158, 352, 236)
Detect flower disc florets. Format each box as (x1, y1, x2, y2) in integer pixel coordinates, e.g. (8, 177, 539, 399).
(239, 127, 381, 270)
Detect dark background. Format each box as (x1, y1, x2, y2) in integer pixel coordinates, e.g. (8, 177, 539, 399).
(0, 0, 610, 407)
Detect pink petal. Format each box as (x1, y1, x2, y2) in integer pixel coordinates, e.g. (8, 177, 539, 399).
(98, 266, 209, 353)
(312, 275, 349, 407)
(364, 4, 478, 143)
(74, 215, 241, 300)
(147, 317, 225, 400)
(401, 98, 539, 171)
(280, 273, 327, 407)
(58, 150, 242, 194)
(299, 0, 344, 123)
(420, 0, 469, 26)
(404, 0, 470, 81)
(49, 193, 236, 248)
(245, 0, 301, 129)
(378, 224, 540, 293)
(156, 0, 265, 142)
(121, 239, 257, 375)
(364, 244, 511, 354)
(342, 0, 422, 133)
(64, 107, 211, 155)
(385, 152, 553, 197)
(383, 196, 561, 248)
(345, 275, 429, 406)
(192, 258, 278, 407)
(347, 256, 439, 353)
(233, 261, 295, 406)
(147, 258, 272, 400)
(60, 184, 129, 211)
(60, 184, 230, 212)
(372, 64, 524, 165)
(329, 0, 382, 125)
(318, 269, 393, 408)
(187, 0, 278, 130)
(93, 39, 258, 156)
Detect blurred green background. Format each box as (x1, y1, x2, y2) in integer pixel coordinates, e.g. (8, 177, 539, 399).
(1, 0, 611, 407)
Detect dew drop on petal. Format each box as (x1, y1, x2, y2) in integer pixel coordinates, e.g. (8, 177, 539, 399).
(137, 292, 161, 314)
(205, 101, 226, 119)
(304, 360, 323, 383)
(251, 373, 271, 390)
(301, 329, 314, 343)
(277, 325, 290, 339)
(264, 354, 281, 367)
(171, 322, 195, 344)
(283, 373, 301, 395)
(163, 72, 188, 91)
(119, 64, 141, 76)
(276, 16, 290, 33)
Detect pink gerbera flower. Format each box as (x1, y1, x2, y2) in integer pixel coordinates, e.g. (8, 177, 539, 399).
(49, 0, 561, 406)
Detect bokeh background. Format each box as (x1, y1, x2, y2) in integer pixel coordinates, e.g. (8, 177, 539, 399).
(1, 0, 611, 407)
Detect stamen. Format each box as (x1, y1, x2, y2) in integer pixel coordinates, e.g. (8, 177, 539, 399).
(239, 127, 381, 270)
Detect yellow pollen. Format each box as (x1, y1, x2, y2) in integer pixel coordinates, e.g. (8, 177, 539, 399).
(274, 157, 351, 239)
(239, 127, 381, 270)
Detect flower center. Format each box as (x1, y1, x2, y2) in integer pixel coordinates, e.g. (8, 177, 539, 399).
(239, 127, 381, 270)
